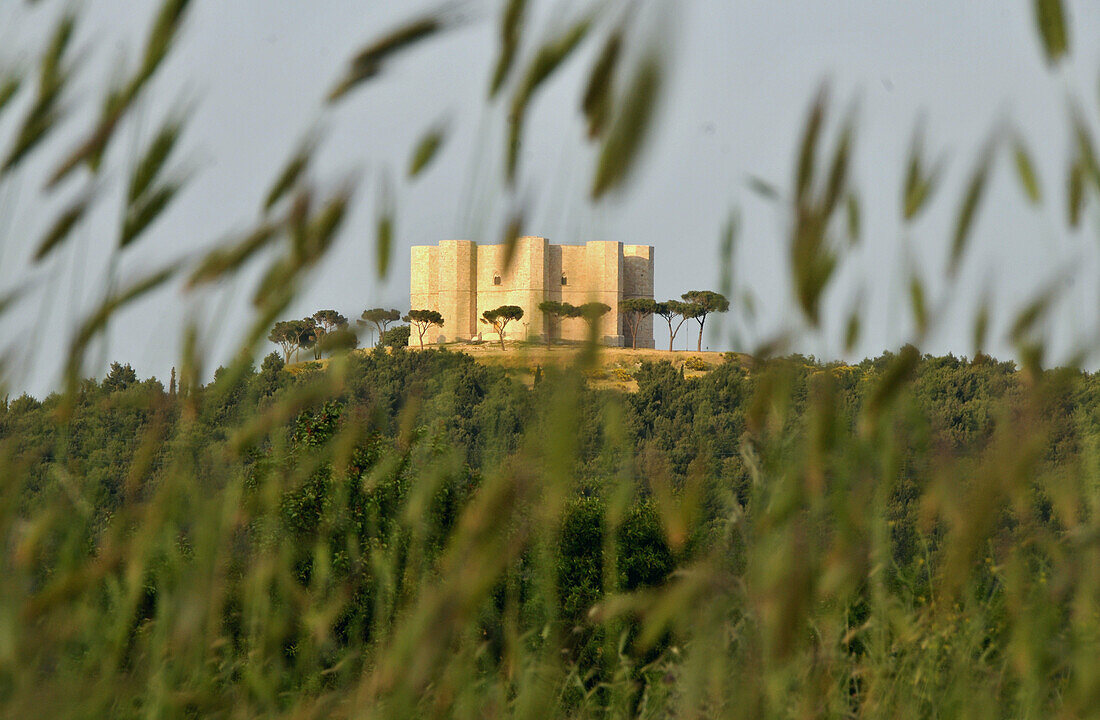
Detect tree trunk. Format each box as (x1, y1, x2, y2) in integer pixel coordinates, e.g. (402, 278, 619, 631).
(667, 319, 674, 352)
(697, 316, 705, 352)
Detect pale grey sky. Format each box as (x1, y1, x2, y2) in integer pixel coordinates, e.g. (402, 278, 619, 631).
(2, 1, 1099, 394)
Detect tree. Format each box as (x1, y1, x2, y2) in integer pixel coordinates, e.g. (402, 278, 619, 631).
(481, 305, 524, 350)
(319, 327, 360, 355)
(269, 319, 312, 363)
(299, 317, 321, 360)
(655, 300, 692, 352)
(359, 308, 401, 347)
(404, 309, 444, 349)
(680, 303, 703, 350)
(620, 298, 657, 349)
(538, 300, 576, 346)
(578, 302, 611, 341)
(310, 310, 349, 358)
(681, 291, 729, 351)
(102, 362, 137, 392)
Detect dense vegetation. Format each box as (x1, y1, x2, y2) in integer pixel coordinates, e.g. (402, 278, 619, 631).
(3, 346, 1098, 717)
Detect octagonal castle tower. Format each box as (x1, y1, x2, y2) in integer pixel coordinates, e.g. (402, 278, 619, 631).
(410, 236, 654, 347)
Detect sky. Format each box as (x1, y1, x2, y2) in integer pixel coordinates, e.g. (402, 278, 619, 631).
(1, 0, 1099, 395)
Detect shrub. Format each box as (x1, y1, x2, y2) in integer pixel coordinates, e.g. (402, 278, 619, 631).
(381, 324, 411, 348)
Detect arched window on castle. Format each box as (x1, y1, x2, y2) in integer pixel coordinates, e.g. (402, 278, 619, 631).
(561, 275, 568, 286)
(493, 273, 502, 286)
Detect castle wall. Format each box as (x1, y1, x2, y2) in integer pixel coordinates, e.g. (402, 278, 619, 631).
(410, 237, 653, 347)
(476, 236, 548, 342)
(436, 239, 476, 343)
(623, 245, 655, 348)
(410, 245, 438, 311)
(555, 245, 590, 342)
(584, 241, 624, 345)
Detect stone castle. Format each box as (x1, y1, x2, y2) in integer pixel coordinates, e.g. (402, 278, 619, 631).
(410, 236, 654, 347)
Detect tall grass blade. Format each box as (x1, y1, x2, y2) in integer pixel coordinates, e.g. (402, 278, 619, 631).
(1071, 109, 1100, 191)
(501, 210, 523, 271)
(845, 191, 860, 243)
(120, 180, 183, 248)
(1, 88, 63, 174)
(33, 192, 92, 263)
(909, 272, 927, 336)
(1033, 0, 1069, 64)
(863, 343, 919, 424)
(304, 187, 351, 261)
(747, 176, 780, 200)
(844, 302, 860, 353)
(328, 14, 448, 103)
(507, 17, 593, 182)
(186, 223, 279, 288)
(128, 117, 184, 205)
(1068, 159, 1084, 227)
(138, 0, 192, 83)
(822, 109, 854, 215)
(376, 172, 394, 278)
(591, 53, 661, 199)
(902, 123, 940, 220)
(1012, 135, 1042, 204)
(949, 139, 995, 276)
(63, 264, 179, 394)
(1, 15, 77, 176)
(973, 293, 990, 356)
(795, 86, 826, 207)
(47, 1, 192, 186)
(581, 29, 622, 139)
(39, 13, 76, 94)
(0, 72, 22, 118)
(264, 138, 315, 212)
(719, 210, 739, 300)
(408, 124, 446, 179)
(489, 0, 526, 98)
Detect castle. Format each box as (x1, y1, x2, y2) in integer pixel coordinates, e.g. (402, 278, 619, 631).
(410, 237, 654, 347)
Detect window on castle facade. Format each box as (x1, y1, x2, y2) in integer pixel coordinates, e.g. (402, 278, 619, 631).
(561, 275, 567, 286)
(493, 274, 501, 286)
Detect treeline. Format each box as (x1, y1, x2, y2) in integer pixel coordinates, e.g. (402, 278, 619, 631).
(4, 348, 1092, 602)
(271, 289, 730, 359)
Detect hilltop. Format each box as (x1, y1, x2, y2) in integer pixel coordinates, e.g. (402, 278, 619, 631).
(289, 343, 745, 391)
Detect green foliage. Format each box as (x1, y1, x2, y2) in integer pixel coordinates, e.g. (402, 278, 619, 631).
(268, 318, 315, 363)
(102, 361, 137, 391)
(381, 324, 411, 348)
(8, 342, 1100, 717)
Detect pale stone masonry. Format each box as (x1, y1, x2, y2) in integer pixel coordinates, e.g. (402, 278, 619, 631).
(410, 236, 654, 347)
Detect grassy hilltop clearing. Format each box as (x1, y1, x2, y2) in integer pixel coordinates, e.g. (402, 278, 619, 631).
(290, 344, 747, 391)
